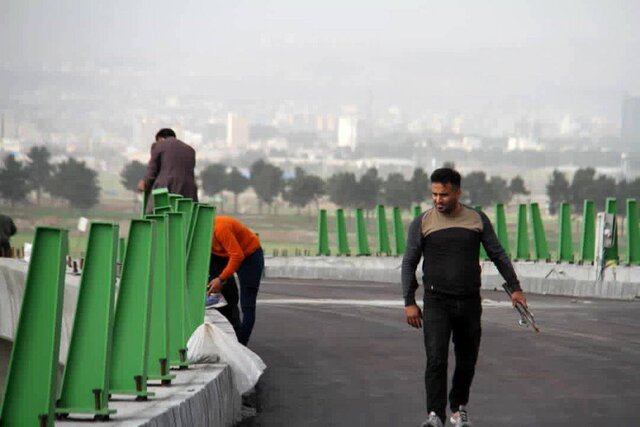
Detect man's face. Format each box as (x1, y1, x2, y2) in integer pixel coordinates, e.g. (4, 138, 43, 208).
(431, 182, 461, 214)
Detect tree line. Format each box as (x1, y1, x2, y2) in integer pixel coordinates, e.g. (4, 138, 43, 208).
(3, 146, 638, 215)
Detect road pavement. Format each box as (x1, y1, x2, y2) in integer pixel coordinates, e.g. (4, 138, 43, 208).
(242, 278, 640, 426)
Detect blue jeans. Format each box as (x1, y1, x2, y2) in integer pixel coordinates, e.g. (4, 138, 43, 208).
(208, 247, 264, 345)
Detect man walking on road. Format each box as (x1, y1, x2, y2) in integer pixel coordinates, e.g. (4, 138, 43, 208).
(401, 167, 527, 427)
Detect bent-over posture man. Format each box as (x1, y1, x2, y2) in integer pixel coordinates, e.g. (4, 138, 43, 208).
(401, 168, 527, 427)
(207, 216, 264, 346)
(137, 128, 198, 213)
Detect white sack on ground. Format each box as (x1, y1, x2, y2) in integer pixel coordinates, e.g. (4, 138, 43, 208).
(187, 322, 266, 395)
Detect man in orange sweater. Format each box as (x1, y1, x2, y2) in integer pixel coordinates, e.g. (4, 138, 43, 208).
(207, 216, 264, 345)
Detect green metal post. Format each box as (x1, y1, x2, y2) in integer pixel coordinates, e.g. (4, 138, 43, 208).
(335, 208, 350, 256)
(557, 202, 574, 262)
(413, 205, 422, 218)
(355, 208, 371, 256)
(392, 207, 406, 256)
(187, 203, 200, 253)
(118, 237, 126, 266)
(166, 212, 189, 368)
(474, 206, 488, 260)
(316, 209, 331, 256)
(376, 205, 392, 256)
(625, 199, 640, 265)
(579, 200, 596, 263)
(0, 227, 68, 427)
(529, 203, 550, 261)
(144, 214, 175, 385)
(152, 188, 171, 211)
(176, 198, 194, 237)
(185, 204, 215, 339)
(56, 223, 119, 418)
(514, 204, 530, 260)
(495, 203, 510, 255)
(169, 193, 182, 211)
(109, 220, 155, 399)
(154, 205, 172, 215)
(605, 198, 619, 262)
(142, 191, 150, 218)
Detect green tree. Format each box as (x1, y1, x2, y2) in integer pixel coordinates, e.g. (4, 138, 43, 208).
(383, 173, 412, 208)
(48, 158, 100, 209)
(409, 167, 431, 205)
(200, 163, 227, 198)
(25, 146, 53, 204)
(357, 167, 382, 213)
(283, 167, 326, 214)
(463, 171, 491, 206)
(327, 172, 357, 208)
(225, 167, 250, 213)
(509, 175, 530, 197)
(546, 169, 570, 214)
(249, 160, 283, 213)
(488, 176, 511, 204)
(569, 168, 597, 212)
(0, 154, 30, 206)
(120, 160, 146, 194)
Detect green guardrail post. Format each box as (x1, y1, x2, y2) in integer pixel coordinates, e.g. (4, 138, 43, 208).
(152, 187, 171, 212)
(529, 202, 550, 261)
(579, 200, 596, 264)
(109, 220, 155, 400)
(335, 208, 350, 256)
(185, 204, 216, 339)
(0, 227, 68, 427)
(166, 212, 189, 368)
(376, 205, 392, 256)
(514, 204, 530, 260)
(495, 203, 510, 255)
(169, 193, 182, 211)
(154, 205, 173, 215)
(392, 207, 406, 256)
(413, 205, 422, 218)
(355, 208, 371, 256)
(142, 190, 150, 218)
(145, 214, 175, 385)
(557, 202, 574, 262)
(176, 198, 194, 237)
(626, 199, 640, 265)
(605, 198, 619, 263)
(56, 223, 119, 419)
(316, 209, 331, 256)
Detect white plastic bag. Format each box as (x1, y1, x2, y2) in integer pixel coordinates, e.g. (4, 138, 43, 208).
(187, 322, 267, 395)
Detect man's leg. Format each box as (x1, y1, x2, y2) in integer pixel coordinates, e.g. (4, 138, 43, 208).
(236, 248, 264, 345)
(208, 254, 241, 333)
(449, 298, 482, 413)
(423, 295, 452, 425)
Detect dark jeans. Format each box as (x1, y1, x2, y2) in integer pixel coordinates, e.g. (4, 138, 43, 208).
(208, 247, 264, 345)
(423, 294, 482, 424)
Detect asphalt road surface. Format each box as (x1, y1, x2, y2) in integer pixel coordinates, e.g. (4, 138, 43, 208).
(241, 278, 640, 427)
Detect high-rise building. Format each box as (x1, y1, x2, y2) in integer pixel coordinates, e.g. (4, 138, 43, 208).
(621, 96, 640, 152)
(227, 113, 249, 149)
(337, 116, 358, 151)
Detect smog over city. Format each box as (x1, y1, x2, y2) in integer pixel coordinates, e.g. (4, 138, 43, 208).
(1, 0, 640, 201)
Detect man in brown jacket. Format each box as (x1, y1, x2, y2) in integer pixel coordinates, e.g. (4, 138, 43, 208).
(137, 128, 198, 211)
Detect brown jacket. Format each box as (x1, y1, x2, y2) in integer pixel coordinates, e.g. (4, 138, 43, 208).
(143, 137, 198, 202)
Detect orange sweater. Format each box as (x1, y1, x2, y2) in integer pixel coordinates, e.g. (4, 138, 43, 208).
(211, 216, 261, 280)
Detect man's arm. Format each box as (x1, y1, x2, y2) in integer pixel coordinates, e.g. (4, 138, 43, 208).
(139, 142, 160, 191)
(207, 229, 246, 294)
(479, 211, 527, 306)
(401, 215, 424, 328)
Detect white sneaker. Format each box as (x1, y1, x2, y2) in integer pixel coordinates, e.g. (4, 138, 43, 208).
(422, 411, 443, 427)
(450, 405, 471, 427)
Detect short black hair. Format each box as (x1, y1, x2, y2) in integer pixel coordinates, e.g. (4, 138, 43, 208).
(430, 168, 461, 187)
(155, 128, 176, 141)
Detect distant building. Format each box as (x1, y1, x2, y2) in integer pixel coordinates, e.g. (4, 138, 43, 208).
(227, 113, 249, 149)
(337, 116, 358, 151)
(621, 96, 640, 152)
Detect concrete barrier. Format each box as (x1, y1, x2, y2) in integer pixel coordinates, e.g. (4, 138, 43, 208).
(265, 256, 640, 300)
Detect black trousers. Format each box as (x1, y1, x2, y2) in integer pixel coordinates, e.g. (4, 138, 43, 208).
(423, 293, 482, 423)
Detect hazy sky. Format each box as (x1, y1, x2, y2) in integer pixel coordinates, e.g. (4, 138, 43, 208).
(2, 0, 640, 114)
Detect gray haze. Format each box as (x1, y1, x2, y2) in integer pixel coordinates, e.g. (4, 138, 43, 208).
(2, 0, 640, 116)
